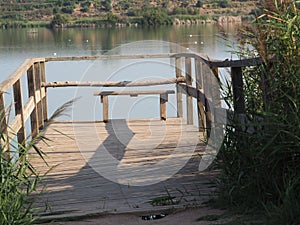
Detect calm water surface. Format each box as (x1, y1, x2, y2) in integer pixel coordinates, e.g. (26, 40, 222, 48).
(0, 24, 238, 120)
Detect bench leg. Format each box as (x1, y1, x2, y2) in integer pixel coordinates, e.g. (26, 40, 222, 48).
(160, 93, 168, 120)
(101, 95, 109, 123)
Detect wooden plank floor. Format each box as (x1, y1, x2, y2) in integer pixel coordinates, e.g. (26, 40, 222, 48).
(30, 118, 217, 222)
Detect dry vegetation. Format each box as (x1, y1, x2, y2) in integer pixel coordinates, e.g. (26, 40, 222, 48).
(0, 0, 258, 27)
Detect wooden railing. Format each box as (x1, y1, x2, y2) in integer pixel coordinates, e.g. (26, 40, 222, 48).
(0, 58, 48, 151)
(0, 53, 262, 151)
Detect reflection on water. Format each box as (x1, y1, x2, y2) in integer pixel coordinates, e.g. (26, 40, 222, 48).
(0, 24, 239, 120)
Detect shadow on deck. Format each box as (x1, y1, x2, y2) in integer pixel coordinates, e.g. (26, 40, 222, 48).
(30, 118, 218, 222)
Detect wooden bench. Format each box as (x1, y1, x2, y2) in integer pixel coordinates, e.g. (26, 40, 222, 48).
(94, 90, 175, 122)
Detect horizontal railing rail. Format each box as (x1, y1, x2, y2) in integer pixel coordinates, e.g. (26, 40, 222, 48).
(42, 77, 186, 88)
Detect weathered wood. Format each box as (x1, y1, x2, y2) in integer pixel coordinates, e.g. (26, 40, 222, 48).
(185, 57, 193, 125)
(0, 93, 6, 132)
(172, 53, 262, 68)
(43, 77, 186, 88)
(9, 93, 42, 138)
(23, 96, 35, 122)
(34, 62, 44, 129)
(0, 93, 9, 156)
(160, 93, 168, 120)
(195, 59, 206, 131)
(202, 63, 213, 137)
(175, 57, 183, 118)
(0, 58, 45, 93)
(27, 65, 39, 137)
(231, 67, 245, 114)
(94, 90, 175, 96)
(177, 84, 205, 103)
(211, 66, 221, 108)
(96, 90, 175, 122)
(0, 59, 34, 93)
(101, 95, 108, 123)
(9, 114, 22, 136)
(45, 53, 262, 68)
(45, 54, 173, 62)
(13, 79, 26, 145)
(40, 61, 48, 122)
(0, 53, 263, 159)
(31, 119, 215, 221)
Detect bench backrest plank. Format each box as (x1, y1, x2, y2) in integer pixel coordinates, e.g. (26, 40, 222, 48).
(94, 90, 175, 96)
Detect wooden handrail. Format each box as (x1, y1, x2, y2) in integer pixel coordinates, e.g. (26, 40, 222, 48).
(0, 53, 264, 149)
(0, 58, 45, 93)
(45, 54, 173, 62)
(172, 53, 262, 68)
(44, 53, 262, 68)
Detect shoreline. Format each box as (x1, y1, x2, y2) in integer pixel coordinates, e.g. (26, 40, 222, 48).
(1, 15, 252, 29)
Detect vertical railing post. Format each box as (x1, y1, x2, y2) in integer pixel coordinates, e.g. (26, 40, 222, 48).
(175, 57, 183, 118)
(27, 65, 39, 137)
(211, 66, 221, 108)
(210, 65, 224, 146)
(185, 57, 193, 125)
(202, 63, 213, 137)
(34, 62, 44, 129)
(195, 59, 206, 131)
(40, 61, 48, 122)
(231, 66, 246, 146)
(0, 92, 10, 159)
(231, 67, 245, 114)
(13, 79, 26, 147)
(101, 95, 109, 123)
(160, 93, 168, 120)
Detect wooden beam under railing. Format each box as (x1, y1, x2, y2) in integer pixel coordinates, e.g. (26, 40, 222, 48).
(42, 77, 186, 88)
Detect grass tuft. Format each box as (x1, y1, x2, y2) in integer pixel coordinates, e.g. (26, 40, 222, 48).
(0, 99, 75, 224)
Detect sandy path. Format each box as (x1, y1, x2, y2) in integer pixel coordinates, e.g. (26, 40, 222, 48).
(44, 207, 227, 225)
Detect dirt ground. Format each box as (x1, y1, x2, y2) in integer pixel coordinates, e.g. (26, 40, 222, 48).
(44, 207, 229, 225)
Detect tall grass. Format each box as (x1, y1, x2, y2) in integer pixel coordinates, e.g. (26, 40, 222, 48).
(0, 100, 74, 224)
(216, 0, 300, 224)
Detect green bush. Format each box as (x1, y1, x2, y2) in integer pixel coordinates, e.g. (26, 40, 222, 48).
(196, 0, 203, 8)
(171, 7, 188, 15)
(51, 13, 69, 27)
(63, 0, 75, 7)
(142, 8, 172, 26)
(106, 12, 118, 25)
(102, 0, 111, 11)
(80, 6, 89, 12)
(61, 7, 74, 14)
(219, 0, 229, 8)
(217, 0, 300, 224)
(127, 7, 138, 16)
(53, 7, 59, 14)
(81, 1, 91, 8)
(187, 7, 198, 15)
(181, 0, 189, 8)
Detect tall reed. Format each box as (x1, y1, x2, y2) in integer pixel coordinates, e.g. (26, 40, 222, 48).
(216, 1, 300, 224)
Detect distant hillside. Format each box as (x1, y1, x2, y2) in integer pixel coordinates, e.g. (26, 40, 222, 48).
(0, 0, 258, 28)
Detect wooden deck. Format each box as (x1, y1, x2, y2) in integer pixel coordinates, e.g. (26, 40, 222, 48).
(30, 118, 217, 222)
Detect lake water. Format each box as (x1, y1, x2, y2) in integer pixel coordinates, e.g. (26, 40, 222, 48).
(0, 24, 239, 121)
